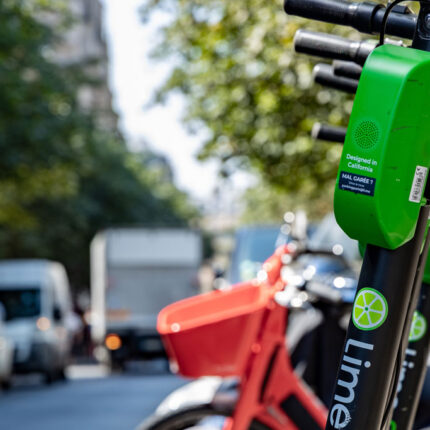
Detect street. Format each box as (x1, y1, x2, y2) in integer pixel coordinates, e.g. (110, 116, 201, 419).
(0, 364, 186, 430)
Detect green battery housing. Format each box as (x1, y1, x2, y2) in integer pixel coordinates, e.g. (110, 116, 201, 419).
(334, 44, 430, 249)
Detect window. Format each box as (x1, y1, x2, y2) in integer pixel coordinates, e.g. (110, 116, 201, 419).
(0, 288, 41, 321)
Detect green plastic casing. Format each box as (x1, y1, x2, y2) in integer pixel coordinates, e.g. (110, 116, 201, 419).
(334, 44, 430, 249)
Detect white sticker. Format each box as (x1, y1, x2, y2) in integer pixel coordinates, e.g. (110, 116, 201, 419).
(409, 166, 428, 203)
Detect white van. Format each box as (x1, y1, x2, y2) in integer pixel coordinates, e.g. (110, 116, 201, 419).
(0, 260, 73, 383)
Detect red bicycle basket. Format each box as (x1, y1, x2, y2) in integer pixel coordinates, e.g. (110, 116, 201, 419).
(157, 282, 270, 377)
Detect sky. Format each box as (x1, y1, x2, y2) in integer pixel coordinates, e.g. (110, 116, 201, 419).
(101, 0, 255, 208)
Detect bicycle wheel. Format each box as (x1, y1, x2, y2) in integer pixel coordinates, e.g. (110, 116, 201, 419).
(136, 405, 270, 430)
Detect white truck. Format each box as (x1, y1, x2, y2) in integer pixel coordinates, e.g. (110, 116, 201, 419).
(90, 228, 202, 367)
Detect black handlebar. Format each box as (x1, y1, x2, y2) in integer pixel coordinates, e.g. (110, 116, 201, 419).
(284, 0, 417, 39)
(294, 30, 374, 65)
(312, 123, 347, 143)
(333, 60, 362, 80)
(313, 64, 358, 93)
(294, 30, 406, 66)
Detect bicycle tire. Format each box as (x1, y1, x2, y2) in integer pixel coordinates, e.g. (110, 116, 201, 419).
(136, 405, 271, 430)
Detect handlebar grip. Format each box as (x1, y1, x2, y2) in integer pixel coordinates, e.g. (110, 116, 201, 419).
(285, 0, 417, 39)
(285, 0, 360, 26)
(294, 30, 374, 65)
(313, 63, 358, 94)
(333, 60, 362, 80)
(312, 123, 347, 143)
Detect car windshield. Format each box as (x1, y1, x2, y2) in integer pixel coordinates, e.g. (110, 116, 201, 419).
(228, 226, 282, 283)
(0, 288, 41, 321)
(236, 227, 282, 264)
(308, 213, 360, 262)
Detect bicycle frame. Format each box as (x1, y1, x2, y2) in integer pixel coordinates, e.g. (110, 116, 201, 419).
(224, 247, 327, 430)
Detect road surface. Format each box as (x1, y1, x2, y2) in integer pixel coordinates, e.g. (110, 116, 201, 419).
(0, 364, 187, 430)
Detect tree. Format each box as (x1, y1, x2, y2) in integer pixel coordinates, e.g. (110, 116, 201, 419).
(240, 179, 335, 224)
(141, 0, 353, 214)
(0, 135, 198, 288)
(0, 0, 90, 226)
(0, 0, 198, 288)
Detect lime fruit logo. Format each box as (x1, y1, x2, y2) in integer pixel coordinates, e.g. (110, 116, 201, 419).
(352, 288, 388, 331)
(409, 311, 427, 342)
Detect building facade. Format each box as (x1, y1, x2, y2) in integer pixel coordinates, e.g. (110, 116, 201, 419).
(52, 0, 118, 131)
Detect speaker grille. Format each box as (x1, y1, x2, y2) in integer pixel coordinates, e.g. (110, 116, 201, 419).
(353, 120, 379, 149)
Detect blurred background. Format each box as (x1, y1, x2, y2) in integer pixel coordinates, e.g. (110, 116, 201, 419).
(0, 0, 358, 429)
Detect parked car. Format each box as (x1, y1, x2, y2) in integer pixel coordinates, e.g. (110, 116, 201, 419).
(0, 260, 73, 383)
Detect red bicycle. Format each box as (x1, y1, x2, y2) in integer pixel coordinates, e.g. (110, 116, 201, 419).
(139, 244, 330, 430)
